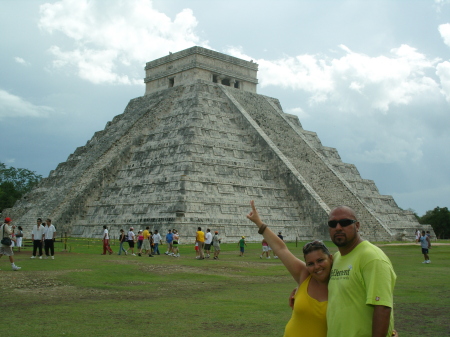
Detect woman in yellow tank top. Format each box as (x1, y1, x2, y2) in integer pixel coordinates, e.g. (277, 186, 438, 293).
(247, 200, 331, 337)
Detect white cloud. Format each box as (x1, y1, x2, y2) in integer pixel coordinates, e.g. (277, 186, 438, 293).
(249, 44, 440, 112)
(438, 23, 450, 47)
(434, 0, 450, 12)
(0, 89, 54, 119)
(436, 61, 450, 101)
(39, 0, 208, 85)
(14, 57, 30, 66)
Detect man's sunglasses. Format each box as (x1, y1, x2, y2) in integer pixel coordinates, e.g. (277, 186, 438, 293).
(328, 219, 357, 228)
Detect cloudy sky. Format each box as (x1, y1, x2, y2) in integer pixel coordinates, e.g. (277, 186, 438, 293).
(1, 0, 449, 216)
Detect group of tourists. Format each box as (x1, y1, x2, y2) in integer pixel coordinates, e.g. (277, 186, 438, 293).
(109, 227, 181, 257)
(195, 227, 221, 260)
(0, 217, 57, 271)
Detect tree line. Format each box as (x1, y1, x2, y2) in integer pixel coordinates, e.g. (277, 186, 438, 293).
(418, 207, 450, 239)
(0, 162, 42, 213)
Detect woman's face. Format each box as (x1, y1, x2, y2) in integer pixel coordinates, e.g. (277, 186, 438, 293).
(304, 250, 333, 283)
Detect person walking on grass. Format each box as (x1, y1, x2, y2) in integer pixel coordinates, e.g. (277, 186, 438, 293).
(31, 218, 45, 259)
(118, 229, 127, 255)
(212, 231, 221, 260)
(15, 226, 24, 253)
(419, 230, 431, 264)
(1, 217, 21, 271)
(127, 227, 136, 256)
(196, 227, 205, 259)
(140, 226, 153, 257)
(260, 238, 270, 259)
(153, 230, 162, 255)
(102, 225, 113, 255)
(172, 229, 180, 257)
(44, 218, 56, 259)
(204, 228, 212, 258)
(238, 236, 247, 257)
(165, 229, 174, 255)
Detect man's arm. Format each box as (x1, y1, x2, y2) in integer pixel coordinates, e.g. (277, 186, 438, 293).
(372, 305, 392, 337)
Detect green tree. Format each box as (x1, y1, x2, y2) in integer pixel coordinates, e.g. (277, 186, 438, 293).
(419, 207, 450, 239)
(0, 162, 42, 212)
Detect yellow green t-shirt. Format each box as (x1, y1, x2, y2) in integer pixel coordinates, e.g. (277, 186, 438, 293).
(327, 241, 396, 337)
(284, 274, 327, 337)
(143, 230, 150, 240)
(196, 231, 205, 242)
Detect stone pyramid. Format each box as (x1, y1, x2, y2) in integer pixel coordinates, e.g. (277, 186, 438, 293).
(4, 46, 423, 242)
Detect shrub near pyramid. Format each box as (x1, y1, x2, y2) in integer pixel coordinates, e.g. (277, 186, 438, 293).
(4, 47, 428, 242)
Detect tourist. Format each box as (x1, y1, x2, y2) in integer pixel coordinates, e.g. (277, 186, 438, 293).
(44, 218, 57, 259)
(415, 229, 421, 243)
(172, 229, 180, 257)
(15, 226, 24, 252)
(204, 228, 212, 258)
(326, 205, 396, 337)
(31, 218, 46, 259)
(137, 230, 144, 251)
(260, 238, 270, 259)
(237, 236, 247, 257)
(165, 229, 173, 255)
(152, 230, 162, 255)
(140, 226, 153, 257)
(102, 225, 113, 255)
(194, 242, 199, 258)
(419, 230, 431, 264)
(273, 232, 284, 259)
(118, 229, 127, 255)
(1, 217, 21, 271)
(127, 227, 136, 256)
(212, 231, 221, 260)
(195, 227, 205, 259)
(247, 201, 330, 336)
(247, 201, 397, 337)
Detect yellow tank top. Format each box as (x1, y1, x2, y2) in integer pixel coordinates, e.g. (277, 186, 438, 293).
(284, 275, 328, 337)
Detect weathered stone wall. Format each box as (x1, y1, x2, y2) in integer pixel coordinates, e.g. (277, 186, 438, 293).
(4, 80, 426, 242)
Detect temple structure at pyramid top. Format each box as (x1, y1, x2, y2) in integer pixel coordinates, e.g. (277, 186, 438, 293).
(144, 46, 258, 95)
(3, 46, 432, 242)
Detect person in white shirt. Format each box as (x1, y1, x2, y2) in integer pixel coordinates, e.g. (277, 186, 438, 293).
(152, 230, 162, 255)
(102, 225, 114, 255)
(126, 227, 136, 256)
(204, 228, 213, 258)
(1, 217, 21, 271)
(31, 218, 46, 259)
(44, 219, 57, 259)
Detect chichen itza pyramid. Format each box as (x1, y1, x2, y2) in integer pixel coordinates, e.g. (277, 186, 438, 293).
(4, 46, 423, 242)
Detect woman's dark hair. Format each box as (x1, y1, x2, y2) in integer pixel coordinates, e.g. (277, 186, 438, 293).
(303, 240, 331, 257)
(18, 226, 23, 230)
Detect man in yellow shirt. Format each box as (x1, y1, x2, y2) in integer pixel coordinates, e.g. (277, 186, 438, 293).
(196, 227, 205, 260)
(139, 226, 153, 257)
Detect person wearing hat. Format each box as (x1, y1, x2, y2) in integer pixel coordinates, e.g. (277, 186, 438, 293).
(31, 218, 46, 259)
(1, 217, 21, 270)
(212, 231, 221, 260)
(237, 236, 247, 257)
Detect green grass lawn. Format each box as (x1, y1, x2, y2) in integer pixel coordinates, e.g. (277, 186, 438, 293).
(1, 239, 449, 336)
